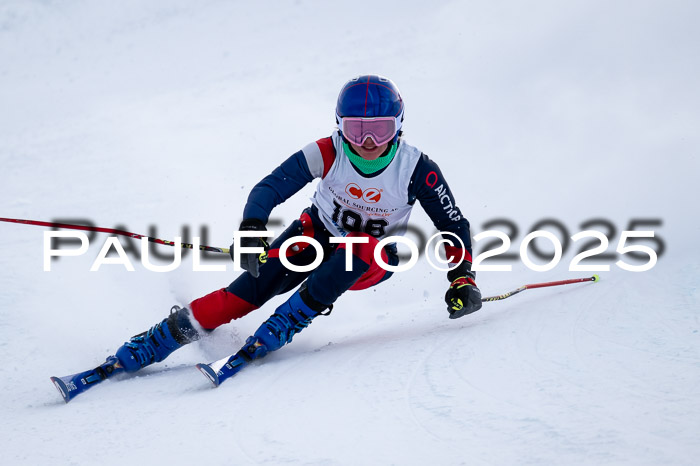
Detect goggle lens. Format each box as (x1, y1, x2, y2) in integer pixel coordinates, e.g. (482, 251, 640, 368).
(341, 117, 397, 146)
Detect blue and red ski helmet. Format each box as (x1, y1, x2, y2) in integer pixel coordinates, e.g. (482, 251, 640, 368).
(336, 75, 404, 143)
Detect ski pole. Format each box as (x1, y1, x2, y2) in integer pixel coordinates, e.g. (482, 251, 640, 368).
(0, 217, 602, 296)
(0, 217, 230, 254)
(481, 275, 600, 302)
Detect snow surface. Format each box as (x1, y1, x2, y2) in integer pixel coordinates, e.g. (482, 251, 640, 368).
(1, 1, 699, 465)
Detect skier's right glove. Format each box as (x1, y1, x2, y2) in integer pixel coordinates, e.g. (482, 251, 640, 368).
(230, 218, 269, 278)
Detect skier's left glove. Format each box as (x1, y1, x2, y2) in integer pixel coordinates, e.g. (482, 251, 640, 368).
(230, 218, 270, 278)
(444, 262, 482, 319)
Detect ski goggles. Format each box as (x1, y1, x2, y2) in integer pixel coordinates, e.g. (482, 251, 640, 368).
(338, 116, 400, 146)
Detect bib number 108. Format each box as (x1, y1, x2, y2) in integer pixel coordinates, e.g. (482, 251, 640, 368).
(332, 200, 388, 237)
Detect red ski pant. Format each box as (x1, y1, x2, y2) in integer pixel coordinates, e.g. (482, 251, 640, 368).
(190, 208, 396, 330)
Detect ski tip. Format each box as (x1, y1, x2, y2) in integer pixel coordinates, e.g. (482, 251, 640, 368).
(196, 363, 220, 388)
(50, 376, 71, 403)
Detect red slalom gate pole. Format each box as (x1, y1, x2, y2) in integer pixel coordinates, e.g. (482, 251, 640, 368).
(0, 217, 230, 254)
(481, 275, 600, 302)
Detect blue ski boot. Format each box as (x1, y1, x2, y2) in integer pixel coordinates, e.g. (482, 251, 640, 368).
(51, 305, 202, 403)
(116, 306, 201, 372)
(198, 286, 330, 386)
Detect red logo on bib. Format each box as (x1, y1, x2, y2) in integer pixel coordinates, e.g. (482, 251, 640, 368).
(346, 183, 382, 203)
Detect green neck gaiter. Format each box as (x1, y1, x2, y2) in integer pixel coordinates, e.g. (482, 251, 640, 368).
(343, 141, 398, 175)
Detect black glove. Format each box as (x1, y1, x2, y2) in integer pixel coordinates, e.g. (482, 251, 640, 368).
(230, 218, 269, 278)
(444, 262, 482, 319)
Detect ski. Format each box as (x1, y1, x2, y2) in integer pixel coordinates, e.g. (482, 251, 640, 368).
(50, 356, 125, 403)
(196, 351, 249, 388)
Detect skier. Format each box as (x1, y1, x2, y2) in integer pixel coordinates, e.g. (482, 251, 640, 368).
(52, 75, 482, 399)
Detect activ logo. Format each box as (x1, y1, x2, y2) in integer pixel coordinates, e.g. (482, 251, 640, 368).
(345, 183, 382, 203)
